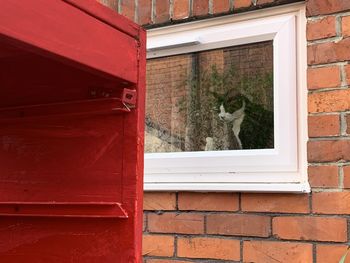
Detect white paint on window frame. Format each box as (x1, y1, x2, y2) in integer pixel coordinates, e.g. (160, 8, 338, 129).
(144, 3, 309, 193)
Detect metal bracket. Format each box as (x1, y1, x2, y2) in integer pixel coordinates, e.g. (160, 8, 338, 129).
(122, 88, 137, 108)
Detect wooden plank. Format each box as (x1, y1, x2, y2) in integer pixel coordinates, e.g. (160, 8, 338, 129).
(0, 0, 138, 83)
(0, 98, 130, 122)
(0, 202, 128, 218)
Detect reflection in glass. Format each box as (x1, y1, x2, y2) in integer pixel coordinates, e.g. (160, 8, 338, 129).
(145, 41, 274, 153)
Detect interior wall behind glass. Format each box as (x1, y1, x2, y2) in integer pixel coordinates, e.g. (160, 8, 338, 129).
(146, 41, 274, 153)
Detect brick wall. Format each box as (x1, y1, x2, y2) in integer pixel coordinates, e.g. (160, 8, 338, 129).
(99, 0, 350, 262)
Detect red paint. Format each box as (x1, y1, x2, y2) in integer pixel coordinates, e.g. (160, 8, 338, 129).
(0, 0, 146, 262)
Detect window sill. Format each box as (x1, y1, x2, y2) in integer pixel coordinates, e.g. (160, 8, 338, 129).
(144, 182, 311, 193)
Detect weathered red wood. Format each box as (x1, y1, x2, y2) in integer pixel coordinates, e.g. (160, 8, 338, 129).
(0, 0, 138, 83)
(0, 0, 146, 262)
(0, 202, 128, 218)
(0, 217, 134, 262)
(0, 97, 130, 121)
(0, 114, 125, 203)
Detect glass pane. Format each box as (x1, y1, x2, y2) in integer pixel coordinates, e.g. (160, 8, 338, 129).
(145, 41, 274, 153)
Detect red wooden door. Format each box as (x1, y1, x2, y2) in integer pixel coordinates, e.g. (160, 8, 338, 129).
(0, 1, 146, 262)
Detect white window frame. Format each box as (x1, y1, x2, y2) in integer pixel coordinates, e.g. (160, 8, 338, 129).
(144, 3, 309, 193)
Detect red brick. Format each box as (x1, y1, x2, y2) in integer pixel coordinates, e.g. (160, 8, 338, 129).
(243, 241, 313, 263)
(120, 0, 135, 21)
(308, 165, 339, 188)
(257, 0, 274, 4)
(142, 235, 174, 257)
(346, 64, 350, 85)
(308, 115, 340, 137)
(307, 66, 341, 89)
(308, 89, 350, 113)
(173, 0, 189, 20)
(212, 0, 230, 14)
(146, 260, 189, 263)
(178, 192, 239, 211)
(308, 38, 350, 65)
(241, 194, 309, 213)
(307, 17, 336, 41)
(207, 214, 270, 237)
(234, 0, 252, 9)
(97, 0, 118, 11)
(148, 213, 204, 234)
(343, 16, 350, 37)
(343, 165, 350, 188)
(138, 0, 152, 25)
(155, 0, 170, 23)
(193, 0, 209, 16)
(308, 140, 350, 162)
(317, 244, 350, 263)
(307, 0, 350, 16)
(347, 115, 350, 134)
(177, 237, 240, 261)
(273, 216, 347, 242)
(144, 192, 176, 211)
(313, 192, 350, 214)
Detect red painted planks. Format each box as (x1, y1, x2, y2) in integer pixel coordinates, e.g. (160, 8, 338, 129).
(0, 0, 145, 261)
(0, 0, 138, 83)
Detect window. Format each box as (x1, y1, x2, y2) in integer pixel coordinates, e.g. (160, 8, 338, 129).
(144, 3, 309, 192)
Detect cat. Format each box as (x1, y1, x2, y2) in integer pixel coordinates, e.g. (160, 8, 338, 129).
(218, 101, 246, 149)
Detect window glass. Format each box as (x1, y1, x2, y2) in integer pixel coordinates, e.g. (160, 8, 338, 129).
(145, 41, 274, 153)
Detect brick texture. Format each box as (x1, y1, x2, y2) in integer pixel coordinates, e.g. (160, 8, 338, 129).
(343, 16, 350, 37)
(142, 235, 175, 257)
(257, 0, 275, 4)
(308, 165, 339, 188)
(307, 17, 336, 41)
(312, 192, 350, 214)
(307, 0, 350, 16)
(97, 0, 118, 11)
(178, 192, 239, 211)
(308, 115, 340, 137)
(144, 192, 176, 210)
(243, 241, 313, 263)
(343, 165, 350, 188)
(146, 260, 191, 263)
(308, 89, 350, 113)
(177, 237, 240, 260)
(193, 0, 209, 16)
(273, 216, 347, 242)
(154, 0, 170, 23)
(148, 213, 204, 234)
(308, 140, 350, 162)
(316, 244, 350, 263)
(212, 0, 230, 14)
(234, 0, 252, 9)
(346, 114, 350, 134)
(207, 214, 271, 237)
(173, 0, 189, 20)
(307, 66, 341, 89)
(346, 65, 350, 85)
(308, 38, 350, 65)
(120, 0, 135, 20)
(138, 0, 152, 25)
(241, 194, 310, 213)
